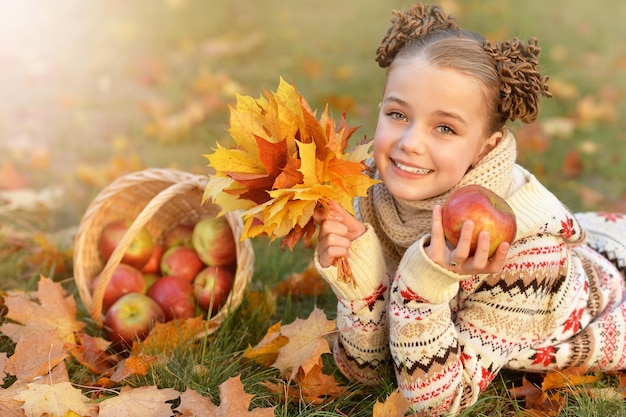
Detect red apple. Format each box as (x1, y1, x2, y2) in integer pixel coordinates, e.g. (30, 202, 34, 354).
(160, 246, 205, 282)
(164, 224, 195, 248)
(92, 263, 146, 313)
(99, 220, 154, 270)
(142, 273, 159, 292)
(104, 293, 166, 348)
(441, 184, 516, 257)
(192, 216, 237, 266)
(193, 266, 235, 316)
(141, 243, 165, 275)
(147, 276, 196, 321)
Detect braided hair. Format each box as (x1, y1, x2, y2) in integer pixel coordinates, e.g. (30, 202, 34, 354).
(375, 4, 551, 132)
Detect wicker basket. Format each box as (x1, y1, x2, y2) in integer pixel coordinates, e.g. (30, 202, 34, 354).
(73, 168, 253, 334)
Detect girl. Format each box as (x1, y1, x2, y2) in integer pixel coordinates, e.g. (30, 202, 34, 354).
(313, 3, 626, 416)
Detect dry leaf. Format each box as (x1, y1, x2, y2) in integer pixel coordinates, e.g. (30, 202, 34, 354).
(272, 262, 327, 297)
(0, 383, 26, 417)
(244, 321, 289, 368)
(0, 276, 84, 344)
(372, 388, 411, 417)
(132, 316, 207, 355)
(67, 333, 117, 377)
(294, 361, 346, 404)
(210, 375, 276, 417)
(541, 367, 596, 391)
(272, 307, 336, 377)
(98, 385, 179, 417)
(4, 328, 68, 382)
(110, 354, 156, 383)
(17, 381, 93, 417)
(177, 388, 217, 417)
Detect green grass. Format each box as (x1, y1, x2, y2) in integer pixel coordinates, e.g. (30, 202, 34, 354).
(1, 0, 625, 415)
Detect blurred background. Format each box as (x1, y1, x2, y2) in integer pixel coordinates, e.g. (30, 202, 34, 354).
(1, 0, 625, 252)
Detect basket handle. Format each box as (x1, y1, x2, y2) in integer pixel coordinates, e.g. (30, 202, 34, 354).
(91, 175, 206, 326)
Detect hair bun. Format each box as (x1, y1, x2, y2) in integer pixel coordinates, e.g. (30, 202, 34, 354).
(375, 4, 459, 68)
(483, 37, 552, 123)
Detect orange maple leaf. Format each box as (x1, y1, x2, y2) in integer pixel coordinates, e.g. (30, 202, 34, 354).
(294, 360, 346, 404)
(272, 262, 327, 297)
(372, 388, 411, 417)
(260, 359, 346, 405)
(208, 375, 276, 417)
(203, 78, 380, 286)
(132, 316, 207, 356)
(244, 321, 289, 368)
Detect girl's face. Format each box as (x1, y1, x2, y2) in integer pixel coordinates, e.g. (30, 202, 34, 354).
(373, 55, 502, 201)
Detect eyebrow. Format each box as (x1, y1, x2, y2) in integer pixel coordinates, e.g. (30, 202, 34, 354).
(432, 110, 469, 128)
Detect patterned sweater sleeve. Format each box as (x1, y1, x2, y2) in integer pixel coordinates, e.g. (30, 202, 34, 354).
(388, 236, 554, 415)
(314, 224, 391, 385)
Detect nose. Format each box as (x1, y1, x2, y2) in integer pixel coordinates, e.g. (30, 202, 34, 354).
(398, 123, 425, 154)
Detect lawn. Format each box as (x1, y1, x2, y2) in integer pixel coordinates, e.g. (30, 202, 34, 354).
(1, 0, 625, 416)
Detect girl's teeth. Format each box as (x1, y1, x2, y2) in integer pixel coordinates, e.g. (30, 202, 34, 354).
(394, 160, 431, 174)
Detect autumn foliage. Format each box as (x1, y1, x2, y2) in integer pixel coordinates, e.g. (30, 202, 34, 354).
(203, 78, 379, 284)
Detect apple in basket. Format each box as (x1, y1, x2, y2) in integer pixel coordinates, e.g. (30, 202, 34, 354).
(193, 266, 235, 316)
(160, 245, 205, 283)
(92, 263, 146, 313)
(104, 293, 166, 348)
(141, 243, 166, 275)
(147, 276, 197, 321)
(163, 223, 195, 248)
(441, 184, 517, 257)
(99, 220, 154, 270)
(192, 216, 237, 266)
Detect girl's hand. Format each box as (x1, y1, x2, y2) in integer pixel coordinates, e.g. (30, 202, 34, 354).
(313, 200, 366, 268)
(425, 205, 509, 274)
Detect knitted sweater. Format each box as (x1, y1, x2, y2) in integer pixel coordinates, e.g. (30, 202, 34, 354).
(314, 166, 626, 416)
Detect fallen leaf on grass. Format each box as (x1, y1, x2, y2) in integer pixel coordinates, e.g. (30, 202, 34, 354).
(206, 375, 275, 417)
(260, 359, 346, 405)
(4, 328, 68, 382)
(66, 333, 117, 377)
(294, 361, 346, 404)
(1, 276, 84, 344)
(0, 383, 26, 417)
(272, 307, 336, 377)
(244, 321, 289, 368)
(272, 262, 327, 297)
(177, 388, 216, 417)
(132, 316, 207, 356)
(541, 367, 596, 390)
(110, 354, 156, 383)
(17, 381, 94, 417)
(98, 385, 179, 417)
(372, 388, 411, 417)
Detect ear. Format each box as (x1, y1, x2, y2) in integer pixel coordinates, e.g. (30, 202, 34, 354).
(472, 130, 503, 166)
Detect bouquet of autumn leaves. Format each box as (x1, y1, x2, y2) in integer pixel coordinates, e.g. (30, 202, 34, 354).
(203, 78, 379, 286)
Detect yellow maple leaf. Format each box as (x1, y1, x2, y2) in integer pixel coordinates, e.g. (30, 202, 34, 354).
(203, 78, 379, 286)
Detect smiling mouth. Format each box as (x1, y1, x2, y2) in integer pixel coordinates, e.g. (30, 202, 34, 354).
(393, 160, 432, 175)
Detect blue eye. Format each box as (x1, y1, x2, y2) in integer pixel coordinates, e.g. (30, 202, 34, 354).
(437, 125, 455, 135)
(387, 111, 407, 121)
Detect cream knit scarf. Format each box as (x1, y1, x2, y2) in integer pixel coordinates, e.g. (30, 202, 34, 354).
(359, 130, 518, 264)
